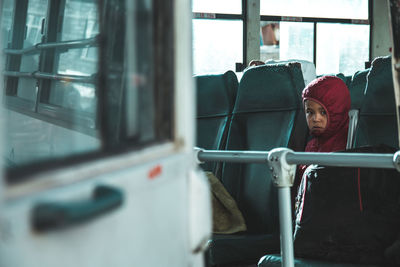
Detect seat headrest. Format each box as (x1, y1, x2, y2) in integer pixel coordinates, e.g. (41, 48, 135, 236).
(195, 71, 238, 117)
(348, 68, 369, 109)
(361, 56, 395, 115)
(265, 59, 316, 87)
(234, 63, 302, 113)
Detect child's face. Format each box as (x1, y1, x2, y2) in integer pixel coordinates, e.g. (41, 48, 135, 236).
(304, 100, 327, 134)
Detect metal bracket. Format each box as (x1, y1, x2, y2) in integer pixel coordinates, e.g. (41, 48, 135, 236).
(193, 147, 205, 165)
(267, 148, 296, 187)
(393, 150, 400, 172)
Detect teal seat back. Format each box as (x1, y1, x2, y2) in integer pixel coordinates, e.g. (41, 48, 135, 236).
(195, 71, 238, 173)
(354, 56, 398, 148)
(221, 63, 306, 234)
(348, 68, 369, 110)
(335, 73, 352, 88)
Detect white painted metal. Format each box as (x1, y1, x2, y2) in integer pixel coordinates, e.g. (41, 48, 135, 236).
(0, 1, 211, 267)
(278, 187, 294, 267)
(246, 0, 261, 65)
(346, 109, 359, 149)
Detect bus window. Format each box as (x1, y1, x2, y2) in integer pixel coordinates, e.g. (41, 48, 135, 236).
(46, 0, 98, 114)
(259, 0, 370, 75)
(261, 21, 314, 63)
(2, 0, 100, 169)
(316, 23, 370, 75)
(192, 0, 370, 76)
(192, 0, 241, 15)
(1, 0, 174, 179)
(192, 19, 243, 75)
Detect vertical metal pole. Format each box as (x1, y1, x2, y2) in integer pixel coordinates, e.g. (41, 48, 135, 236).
(278, 187, 294, 267)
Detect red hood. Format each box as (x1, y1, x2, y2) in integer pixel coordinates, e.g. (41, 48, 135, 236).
(302, 76, 351, 152)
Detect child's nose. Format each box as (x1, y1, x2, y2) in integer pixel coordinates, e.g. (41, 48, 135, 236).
(314, 113, 322, 121)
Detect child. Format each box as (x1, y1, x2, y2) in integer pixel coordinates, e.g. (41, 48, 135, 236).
(302, 75, 351, 152)
(292, 75, 351, 205)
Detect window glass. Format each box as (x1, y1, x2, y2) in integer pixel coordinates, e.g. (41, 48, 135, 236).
(3, 0, 101, 169)
(192, 0, 241, 14)
(316, 23, 369, 75)
(47, 0, 98, 112)
(49, 81, 96, 114)
(2, 0, 174, 172)
(8, 0, 48, 102)
(193, 19, 243, 75)
(16, 77, 37, 101)
(25, 0, 47, 46)
(260, 0, 368, 20)
(260, 21, 313, 63)
(17, 54, 40, 101)
(1, 0, 14, 48)
(61, 0, 99, 41)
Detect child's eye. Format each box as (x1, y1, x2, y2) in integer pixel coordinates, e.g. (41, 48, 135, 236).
(321, 110, 327, 115)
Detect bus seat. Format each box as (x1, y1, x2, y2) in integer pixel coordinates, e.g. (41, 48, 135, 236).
(265, 59, 316, 87)
(353, 56, 398, 148)
(206, 63, 308, 266)
(195, 71, 238, 175)
(348, 68, 369, 110)
(258, 254, 380, 267)
(335, 70, 368, 149)
(258, 57, 397, 267)
(335, 73, 352, 88)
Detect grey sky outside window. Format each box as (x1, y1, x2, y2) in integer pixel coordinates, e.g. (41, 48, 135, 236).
(316, 23, 370, 75)
(192, 0, 241, 14)
(261, 21, 314, 63)
(192, 19, 243, 75)
(260, 0, 368, 19)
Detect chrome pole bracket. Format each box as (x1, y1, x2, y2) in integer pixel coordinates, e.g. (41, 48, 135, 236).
(268, 148, 296, 187)
(393, 150, 400, 172)
(194, 147, 205, 165)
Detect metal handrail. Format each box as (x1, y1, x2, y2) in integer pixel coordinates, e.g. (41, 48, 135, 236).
(3, 36, 98, 55)
(197, 149, 398, 170)
(3, 70, 95, 83)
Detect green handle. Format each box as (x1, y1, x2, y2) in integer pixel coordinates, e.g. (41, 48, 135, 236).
(32, 185, 124, 232)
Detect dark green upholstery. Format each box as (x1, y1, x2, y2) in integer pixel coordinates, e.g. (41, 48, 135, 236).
(348, 68, 369, 110)
(335, 73, 352, 88)
(207, 63, 308, 266)
(258, 255, 379, 267)
(354, 56, 398, 148)
(195, 71, 238, 174)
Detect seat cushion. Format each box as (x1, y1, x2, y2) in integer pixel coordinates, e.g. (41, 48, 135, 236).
(258, 255, 380, 267)
(207, 234, 280, 266)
